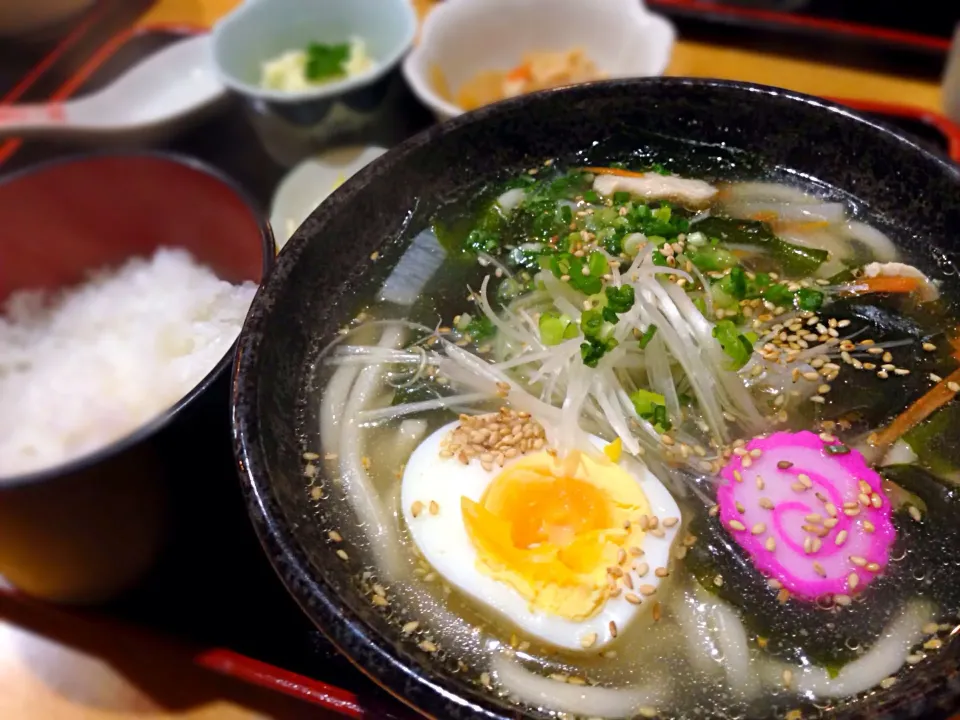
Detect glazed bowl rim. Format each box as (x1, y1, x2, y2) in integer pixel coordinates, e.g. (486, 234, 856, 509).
(0, 149, 275, 489)
(231, 76, 960, 720)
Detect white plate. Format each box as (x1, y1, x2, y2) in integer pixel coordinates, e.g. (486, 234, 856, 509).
(269, 145, 387, 250)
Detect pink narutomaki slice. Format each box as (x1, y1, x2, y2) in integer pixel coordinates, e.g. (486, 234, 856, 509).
(717, 431, 896, 601)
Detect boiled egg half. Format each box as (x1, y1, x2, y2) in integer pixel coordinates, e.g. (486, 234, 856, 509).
(401, 418, 682, 651)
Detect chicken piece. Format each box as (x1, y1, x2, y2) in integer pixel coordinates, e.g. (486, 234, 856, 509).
(593, 173, 718, 210)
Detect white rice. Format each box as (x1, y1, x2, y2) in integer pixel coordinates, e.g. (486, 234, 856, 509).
(0, 248, 257, 478)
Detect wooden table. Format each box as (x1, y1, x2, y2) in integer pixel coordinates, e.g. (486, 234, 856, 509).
(0, 1, 945, 718)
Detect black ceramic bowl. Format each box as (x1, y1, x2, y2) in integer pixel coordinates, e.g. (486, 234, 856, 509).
(232, 78, 960, 719)
(0, 152, 273, 604)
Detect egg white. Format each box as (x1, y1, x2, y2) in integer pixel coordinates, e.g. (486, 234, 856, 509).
(400, 420, 682, 651)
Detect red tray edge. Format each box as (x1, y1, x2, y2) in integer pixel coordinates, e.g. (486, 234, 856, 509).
(647, 0, 951, 53)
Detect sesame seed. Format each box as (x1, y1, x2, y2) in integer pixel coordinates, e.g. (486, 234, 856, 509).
(652, 601, 662, 622)
(848, 572, 860, 590)
(639, 584, 657, 596)
(328, 530, 343, 542)
(798, 474, 813, 488)
(767, 578, 782, 589)
(850, 555, 867, 567)
(782, 669, 793, 688)
(894, 368, 910, 376)
(866, 562, 881, 573)
(336, 549, 349, 561)
(923, 622, 940, 634)
(629, 546, 644, 556)
(907, 653, 925, 665)
(714, 575, 724, 587)
(635, 562, 649, 576)
(765, 537, 776, 551)
(881, 676, 897, 689)
(864, 519, 876, 532)
(759, 497, 775, 509)
(655, 567, 670, 578)
(402, 620, 420, 634)
(419, 640, 438, 653)
(924, 637, 943, 650)
(728, 520, 746, 531)
(756, 475, 766, 489)
(581, 632, 598, 648)
(662, 516, 679, 528)
(777, 460, 793, 469)
(371, 594, 389, 607)
(835, 594, 852, 606)
(908, 505, 922, 522)
(930, 373, 943, 383)
(813, 562, 826, 577)
(733, 470, 743, 483)
(429, 500, 440, 515)
(625, 592, 642, 605)
(949, 382, 960, 393)
(835, 530, 848, 546)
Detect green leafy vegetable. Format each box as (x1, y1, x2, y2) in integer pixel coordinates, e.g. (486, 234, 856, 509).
(304, 42, 350, 81)
(613, 191, 631, 205)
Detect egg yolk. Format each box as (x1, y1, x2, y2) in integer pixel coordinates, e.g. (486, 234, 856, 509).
(462, 450, 650, 621)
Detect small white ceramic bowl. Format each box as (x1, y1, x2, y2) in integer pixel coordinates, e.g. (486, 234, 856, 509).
(270, 145, 387, 250)
(403, 0, 676, 122)
(211, 0, 417, 105)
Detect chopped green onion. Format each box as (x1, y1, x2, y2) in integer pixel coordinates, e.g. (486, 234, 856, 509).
(630, 388, 665, 416)
(686, 247, 738, 271)
(797, 287, 825, 311)
(605, 285, 635, 313)
(464, 315, 495, 341)
(539, 312, 579, 345)
(638, 324, 658, 349)
(581, 336, 618, 367)
(629, 389, 671, 431)
(584, 190, 600, 204)
(712, 319, 754, 370)
(613, 191, 631, 205)
(763, 283, 795, 307)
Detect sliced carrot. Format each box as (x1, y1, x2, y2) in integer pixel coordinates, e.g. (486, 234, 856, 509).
(873, 367, 960, 448)
(505, 63, 532, 83)
(843, 276, 921, 296)
(580, 166, 647, 178)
